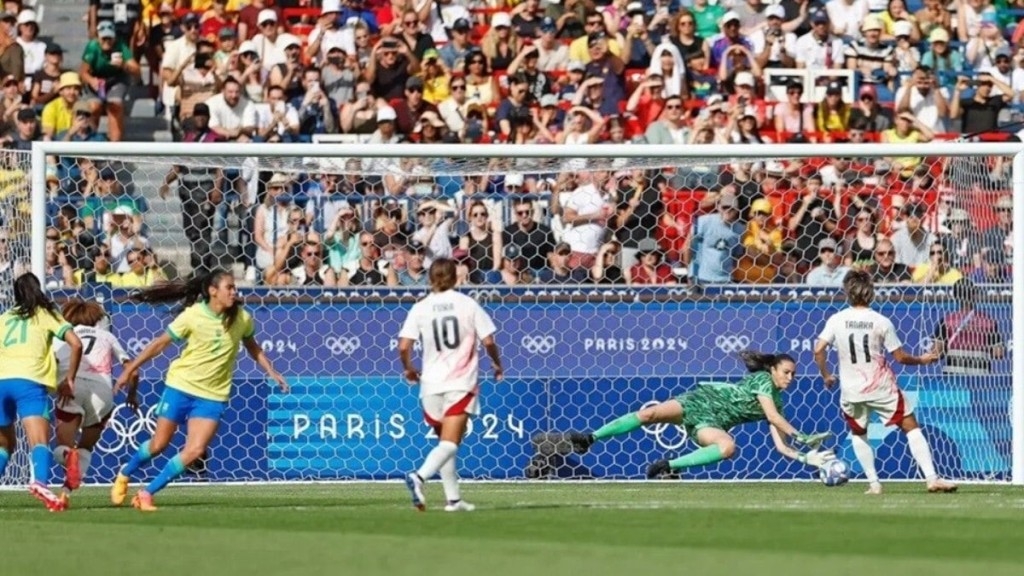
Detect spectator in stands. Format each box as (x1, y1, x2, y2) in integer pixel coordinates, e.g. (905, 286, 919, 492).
(30, 43, 64, 108)
(538, 242, 589, 284)
(43, 234, 73, 288)
(388, 242, 429, 286)
(233, 40, 264, 104)
(892, 21, 920, 74)
(709, 11, 751, 69)
(648, 43, 687, 98)
(252, 9, 287, 74)
(341, 231, 388, 287)
(170, 40, 221, 120)
(982, 46, 1023, 101)
(890, 202, 934, 268)
(107, 205, 150, 273)
(751, 4, 796, 69)
(920, 28, 963, 80)
(584, 33, 626, 117)
(880, 112, 934, 180)
(773, 81, 814, 142)
(161, 13, 201, 133)
(88, 0, 142, 52)
(940, 208, 977, 270)
(805, 238, 849, 286)
(369, 105, 401, 145)
(950, 73, 1011, 135)
(0, 72, 23, 127)
(412, 199, 456, 267)
(979, 195, 1013, 268)
(3, 107, 36, 149)
(267, 239, 338, 287)
(619, 7, 655, 69)
(438, 18, 472, 71)
(689, 0, 724, 39)
(205, 77, 255, 142)
(237, 0, 277, 42)
(571, 11, 622, 64)
(41, 72, 83, 140)
(825, 0, 868, 41)
(306, 0, 353, 65)
(340, 81, 378, 135)
(368, 37, 419, 101)
(482, 12, 519, 72)
(557, 60, 586, 103)
(72, 246, 113, 286)
(158, 144, 222, 275)
(113, 248, 166, 288)
(16, 10, 43, 89)
(915, 0, 951, 38)
(214, 28, 238, 76)
(268, 35, 306, 101)
(504, 197, 554, 272)
(590, 240, 624, 284)
(894, 65, 947, 133)
(845, 16, 896, 96)
(666, 10, 709, 65)
(321, 45, 358, 107)
(200, 0, 233, 42)
(687, 194, 744, 284)
(462, 49, 498, 108)
(562, 169, 613, 269)
(147, 3, 178, 74)
(459, 200, 502, 284)
(371, 201, 411, 263)
(912, 242, 963, 284)
(557, 105, 604, 145)
(512, 0, 543, 37)
(417, 48, 449, 106)
(878, 0, 920, 41)
(788, 173, 839, 268)
(317, 199, 359, 274)
(734, 197, 784, 284)
(842, 207, 881, 268)
(966, 14, 1009, 70)
(816, 82, 851, 137)
(847, 85, 891, 132)
(628, 238, 674, 285)
(536, 17, 569, 72)
(253, 173, 297, 274)
(394, 76, 436, 137)
(795, 10, 844, 70)
(250, 84, 300, 143)
(496, 244, 531, 286)
(508, 46, 552, 105)
(414, 110, 447, 143)
(0, 11, 22, 81)
(613, 170, 662, 270)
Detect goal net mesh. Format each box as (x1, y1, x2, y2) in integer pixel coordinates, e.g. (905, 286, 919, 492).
(0, 144, 1015, 485)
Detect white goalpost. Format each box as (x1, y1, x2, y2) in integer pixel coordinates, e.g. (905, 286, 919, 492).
(5, 140, 1022, 486)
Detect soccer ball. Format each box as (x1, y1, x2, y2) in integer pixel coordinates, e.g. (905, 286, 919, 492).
(819, 459, 850, 487)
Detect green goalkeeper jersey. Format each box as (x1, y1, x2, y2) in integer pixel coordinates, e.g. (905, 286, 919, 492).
(676, 371, 783, 434)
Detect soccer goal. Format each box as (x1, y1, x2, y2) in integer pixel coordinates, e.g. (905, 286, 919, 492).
(3, 140, 1022, 487)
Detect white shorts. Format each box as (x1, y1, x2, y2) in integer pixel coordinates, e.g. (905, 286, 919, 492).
(421, 390, 479, 429)
(56, 378, 114, 428)
(840, 390, 913, 435)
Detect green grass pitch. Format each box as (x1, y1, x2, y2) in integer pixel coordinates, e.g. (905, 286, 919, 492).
(2, 482, 1022, 576)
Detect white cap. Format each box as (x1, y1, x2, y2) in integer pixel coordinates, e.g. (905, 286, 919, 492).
(734, 71, 754, 87)
(505, 173, 524, 187)
(626, 1, 645, 14)
(112, 205, 134, 217)
(540, 93, 559, 107)
(893, 20, 913, 37)
(238, 40, 257, 54)
(16, 9, 36, 25)
(258, 8, 278, 24)
(321, 0, 342, 14)
(377, 106, 397, 122)
(861, 15, 882, 32)
(720, 10, 740, 25)
(491, 12, 512, 28)
(278, 33, 301, 48)
(765, 4, 785, 19)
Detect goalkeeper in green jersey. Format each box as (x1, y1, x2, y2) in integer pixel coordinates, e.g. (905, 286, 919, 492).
(569, 350, 834, 478)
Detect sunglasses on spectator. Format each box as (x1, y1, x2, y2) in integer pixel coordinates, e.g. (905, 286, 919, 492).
(555, 249, 570, 256)
(451, 84, 466, 90)
(183, 23, 198, 30)
(303, 250, 319, 257)
(259, 21, 275, 28)
(470, 59, 484, 64)
(931, 250, 945, 256)
(417, 209, 436, 216)
(472, 211, 487, 217)
(787, 89, 802, 95)
(586, 20, 603, 26)
(127, 256, 140, 264)
(679, 21, 694, 27)
(516, 209, 531, 216)
(875, 250, 894, 256)
(361, 240, 374, 246)
(664, 103, 681, 109)
(407, 86, 422, 93)
(403, 20, 417, 26)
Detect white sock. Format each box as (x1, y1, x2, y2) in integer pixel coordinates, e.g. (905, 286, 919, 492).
(851, 434, 879, 483)
(906, 428, 938, 482)
(439, 456, 461, 503)
(416, 440, 458, 481)
(78, 449, 93, 481)
(53, 445, 70, 466)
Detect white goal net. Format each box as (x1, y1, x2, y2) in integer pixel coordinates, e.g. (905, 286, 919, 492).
(2, 141, 1021, 486)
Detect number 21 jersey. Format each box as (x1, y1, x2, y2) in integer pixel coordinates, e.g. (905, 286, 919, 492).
(817, 307, 902, 402)
(399, 290, 496, 397)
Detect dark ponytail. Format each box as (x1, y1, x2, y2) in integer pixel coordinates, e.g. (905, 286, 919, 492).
(12, 273, 60, 319)
(739, 350, 796, 373)
(132, 269, 240, 329)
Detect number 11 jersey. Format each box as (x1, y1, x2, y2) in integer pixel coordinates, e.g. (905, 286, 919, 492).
(817, 307, 902, 402)
(399, 290, 497, 397)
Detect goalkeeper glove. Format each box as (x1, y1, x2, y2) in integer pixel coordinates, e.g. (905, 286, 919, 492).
(797, 449, 836, 469)
(793, 431, 831, 449)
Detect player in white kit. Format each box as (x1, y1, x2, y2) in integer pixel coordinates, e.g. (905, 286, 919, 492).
(813, 270, 957, 494)
(53, 300, 136, 501)
(397, 258, 504, 512)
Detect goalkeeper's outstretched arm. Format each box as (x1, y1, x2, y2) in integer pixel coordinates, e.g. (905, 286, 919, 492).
(769, 425, 833, 468)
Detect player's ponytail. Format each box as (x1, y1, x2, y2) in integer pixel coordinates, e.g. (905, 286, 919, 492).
(61, 299, 106, 327)
(11, 272, 60, 320)
(739, 350, 796, 373)
(131, 269, 240, 329)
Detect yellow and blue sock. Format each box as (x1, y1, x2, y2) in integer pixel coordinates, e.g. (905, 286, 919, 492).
(0, 447, 9, 478)
(145, 454, 186, 496)
(31, 445, 52, 484)
(120, 440, 152, 477)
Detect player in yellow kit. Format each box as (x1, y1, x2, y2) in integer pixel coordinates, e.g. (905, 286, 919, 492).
(0, 273, 83, 511)
(110, 270, 289, 511)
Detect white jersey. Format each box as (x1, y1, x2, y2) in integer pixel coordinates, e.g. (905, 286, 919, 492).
(55, 325, 130, 389)
(398, 290, 497, 397)
(817, 307, 902, 402)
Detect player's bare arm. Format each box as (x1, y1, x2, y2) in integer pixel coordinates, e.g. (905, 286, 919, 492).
(757, 394, 798, 437)
(243, 336, 289, 393)
(482, 335, 504, 381)
(891, 347, 939, 366)
(114, 332, 174, 394)
(397, 337, 419, 383)
(812, 339, 837, 388)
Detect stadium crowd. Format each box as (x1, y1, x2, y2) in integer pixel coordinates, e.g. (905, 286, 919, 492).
(0, 0, 1017, 290)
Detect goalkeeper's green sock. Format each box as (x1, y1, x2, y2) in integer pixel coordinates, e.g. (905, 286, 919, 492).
(593, 413, 643, 441)
(668, 445, 725, 470)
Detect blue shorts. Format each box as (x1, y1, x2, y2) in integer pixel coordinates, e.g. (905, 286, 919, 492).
(0, 378, 51, 427)
(156, 387, 226, 425)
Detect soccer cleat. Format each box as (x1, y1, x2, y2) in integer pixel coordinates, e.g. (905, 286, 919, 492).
(132, 491, 158, 512)
(568, 432, 595, 454)
(444, 500, 476, 512)
(58, 491, 71, 510)
(646, 458, 671, 479)
(28, 481, 67, 512)
(405, 472, 426, 511)
(864, 482, 883, 495)
(927, 478, 958, 493)
(111, 473, 130, 506)
(64, 448, 82, 490)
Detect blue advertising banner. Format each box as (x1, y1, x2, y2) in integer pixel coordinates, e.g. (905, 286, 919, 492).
(80, 295, 1011, 482)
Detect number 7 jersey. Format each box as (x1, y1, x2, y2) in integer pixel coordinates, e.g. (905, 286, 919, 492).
(398, 290, 497, 397)
(817, 306, 902, 402)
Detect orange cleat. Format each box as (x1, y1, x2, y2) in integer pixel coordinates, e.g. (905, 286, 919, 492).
(110, 473, 130, 506)
(64, 449, 82, 490)
(132, 491, 158, 512)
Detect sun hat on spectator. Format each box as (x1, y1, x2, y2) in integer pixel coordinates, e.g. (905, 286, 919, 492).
(818, 238, 839, 253)
(810, 9, 829, 24)
(58, 72, 82, 90)
(567, 60, 586, 72)
(540, 94, 559, 108)
(928, 28, 950, 43)
(491, 12, 512, 28)
(112, 206, 134, 218)
(16, 108, 36, 122)
(279, 34, 301, 48)
(825, 81, 843, 96)
(451, 17, 471, 32)
(750, 198, 774, 217)
(626, 2, 645, 15)
(765, 4, 785, 19)
(861, 16, 882, 32)
(720, 11, 740, 25)
(45, 43, 63, 55)
(377, 106, 397, 123)
(415, 111, 446, 131)
(238, 40, 258, 56)
(423, 47, 440, 61)
(734, 71, 754, 87)
(16, 9, 37, 26)
(980, 11, 998, 27)
(0, 12, 16, 23)
(465, 102, 487, 117)
(97, 21, 116, 39)
(321, 0, 342, 15)
(182, 12, 201, 27)
(994, 45, 1012, 59)
(505, 173, 525, 187)
(267, 173, 292, 187)
(1, 74, 16, 87)
(893, 20, 913, 38)
(540, 16, 557, 33)
(193, 102, 210, 117)
(258, 8, 278, 25)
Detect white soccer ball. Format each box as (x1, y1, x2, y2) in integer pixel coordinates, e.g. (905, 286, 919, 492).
(819, 459, 850, 487)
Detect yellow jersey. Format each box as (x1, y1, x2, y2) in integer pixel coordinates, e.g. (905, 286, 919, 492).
(165, 302, 255, 402)
(911, 264, 963, 285)
(0, 308, 72, 388)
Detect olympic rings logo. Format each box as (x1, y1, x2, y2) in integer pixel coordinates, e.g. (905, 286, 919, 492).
(126, 337, 150, 355)
(324, 336, 361, 355)
(96, 403, 158, 454)
(919, 337, 935, 354)
(638, 401, 689, 451)
(715, 335, 750, 354)
(521, 335, 556, 355)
